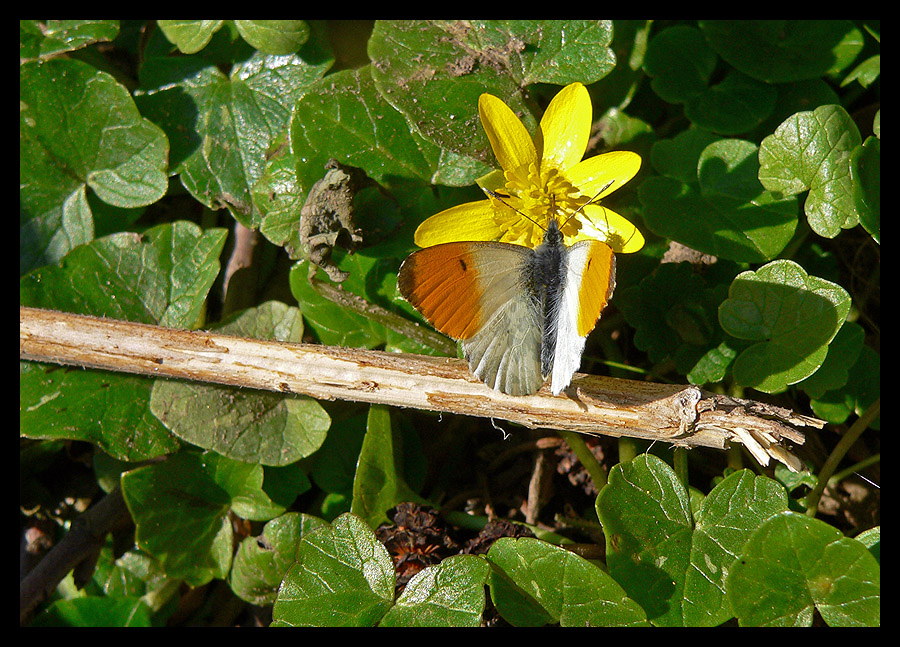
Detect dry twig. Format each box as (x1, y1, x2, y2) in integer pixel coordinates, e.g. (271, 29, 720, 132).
(20, 306, 823, 471)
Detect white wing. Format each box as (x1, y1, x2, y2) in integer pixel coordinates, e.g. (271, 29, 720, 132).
(458, 245, 543, 396)
(549, 241, 615, 395)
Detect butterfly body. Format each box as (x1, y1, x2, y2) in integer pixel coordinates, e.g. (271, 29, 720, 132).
(398, 216, 616, 396)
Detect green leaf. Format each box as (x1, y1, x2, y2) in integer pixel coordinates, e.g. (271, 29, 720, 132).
(855, 526, 880, 564)
(509, 19, 615, 85)
(291, 67, 442, 193)
(759, 104, 862, 238)
(234, 20, 309, 55)
(157, 20, 224, 54)
(230, 513, 328, 606)
(487, 537, 648, 626)
(20, 19, 119, 59)
(687, 339, 740, 386)
(183, 56, 325, 226)
(380, 555, 490, 627)
(369, 20, 614, 161)
(596, 456, 791, 626)
(684, 470, 789, 626)
(20, 366, 179, 462)
(20, 221, 226, 326)
(809, 344, 880, 426)
(618, 263, 724, 365)
(718, 260, 852, 393)
(643, 26, 717, 104)
(796, 321, 865, 398)
(684, 71, 777, 135)
(649, 127, 720, 183)
(137, 51, 329, 227)
(273, 513, 395, 626)
(351, 405, 425, 528)
(309, 412, 368, 500)
(727, 512, 880, 626)
(254, 131, 304, 251)
(20, 222, 227, 461)
(149, 302, 330, 466)
(121, 451, 239, 585)
(699, 20, 864, 83)
(289, 253, 392, 349)
(842, 54, 880, 89)
(850, 136, 880, 243)
(30, 597, 152, 627)
(20, 58, 169, 272)
(641, 139, 798, 263)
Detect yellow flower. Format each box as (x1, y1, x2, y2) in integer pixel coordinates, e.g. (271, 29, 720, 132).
(413, 82, 644, 253)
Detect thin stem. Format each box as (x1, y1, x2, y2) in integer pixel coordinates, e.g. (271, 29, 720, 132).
(806, 398, 880, 517)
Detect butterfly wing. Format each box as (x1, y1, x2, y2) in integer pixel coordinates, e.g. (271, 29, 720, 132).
(548, 240, 616, 395)
(398, 242, 544, 395)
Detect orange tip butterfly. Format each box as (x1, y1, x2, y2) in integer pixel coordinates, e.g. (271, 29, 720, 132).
(398, 187, 616, 396)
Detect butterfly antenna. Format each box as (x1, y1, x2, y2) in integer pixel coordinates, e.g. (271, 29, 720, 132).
(560, 179, 615, 229)
(482, 187, 546, 231)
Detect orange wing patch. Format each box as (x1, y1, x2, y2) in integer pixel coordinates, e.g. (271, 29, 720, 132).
(575, 242, 616, 337)
(398, 244, 486, 340)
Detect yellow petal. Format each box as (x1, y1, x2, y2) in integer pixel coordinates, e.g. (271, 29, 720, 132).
(567, 150, 642, 199)
(478, 93, 537, 173)
(475, 169, 507, 193)
(413, 200, 501, 247)
(540, 83, 592, 173)
(575, 204, 645, 253)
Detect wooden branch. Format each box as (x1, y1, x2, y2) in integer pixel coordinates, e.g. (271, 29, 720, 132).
(20, 487, 131, 625)
(20, 306, 822, 470)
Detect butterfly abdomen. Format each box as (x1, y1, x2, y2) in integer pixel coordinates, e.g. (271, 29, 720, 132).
(529, 220, 568, 378)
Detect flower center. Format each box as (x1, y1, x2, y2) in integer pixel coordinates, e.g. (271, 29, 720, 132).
(489, 163, 590, 246)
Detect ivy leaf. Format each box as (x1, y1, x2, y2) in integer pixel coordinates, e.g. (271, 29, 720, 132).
(649, 127, 720, 183)
(20, 19, 119, 59)
(137, 51, 330, 228)
(231, 513, 328, 606)
(487, 537, 648, 626)
(718, 260, 851, 393)
(149, 302, 331, 466)
(640, 139, 798, 262)
(20, 222, 226, 461)
(20, 58, 169, 272)
(759, 104, 861, 238)
(368, 20, 614, 162)
(512, 20, 615, 85)
(796, 320, 865, 398)
(809, 345, 880, 426)
(20, 221, 226, 326)
(157, 20, 224, 54)
(618, 262, 725, 365)
(643, 26, 717, 104)
(234, 20, 309, 55)
(644, 27, 776, 134)
(123, 451, 307, 585)
(273, 513, 396, 626)
(380, 555, 490, 627)
(121, 452, 235, 586)
(291, 67, 443, 193)
(684, 71, 777, 135)
(727, 512, 880, 626)
(596, 455, 790, 626)
(699, 20, 864, 83)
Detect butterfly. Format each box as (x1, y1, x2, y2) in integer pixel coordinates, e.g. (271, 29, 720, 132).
(398, 187, 616, 396)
